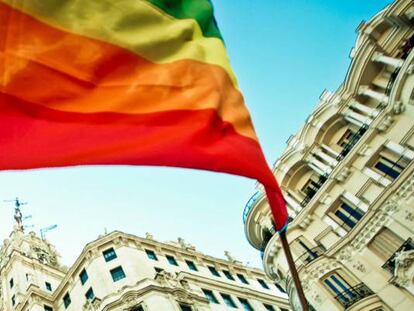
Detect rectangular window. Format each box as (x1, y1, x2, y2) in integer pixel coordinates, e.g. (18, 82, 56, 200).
(202, 289, 219, 304)
(333, 201, 365, 231)
(45, 282, 52, 291)
(238, 298, 254, 311)
(223, 270, 235, 281)
(208, 266, 220, 277)
(301, 178, 321, 199)
(44, 306, 53, 311)
(337, 129, 355, 148)
(79, 269, 88, 285)
(110, 266, 126, 282)
(237, 274, 249, 284)
(11, 295, 15, 306)
(145, 249, 158, 261)
(102, 248, 117, 262)
(374, 155, 407, 180)
(186, 260, 198, 271)
(258, 279, 269, 289)
(323, 272, 354, 303)
(220, 293, 237, 308)
(280, 308, 290, 311)
(275, 283, 286, 293)
(10, 278, 14, 288)
(166, 255, 178, 266)
(154, 267, 164, 273)
(85, 287, 95, 300)
(63, 293, 71, 308)
(131, 307, 144, 311)
(263, 304, 275, 311)
(179, 304, 192, 311)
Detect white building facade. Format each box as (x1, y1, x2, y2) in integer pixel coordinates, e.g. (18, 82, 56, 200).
(243, 0, 414, 310)
(0, 223, 290, 311)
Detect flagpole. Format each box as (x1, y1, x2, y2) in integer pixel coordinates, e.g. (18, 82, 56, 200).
(279, 230, 309, 311)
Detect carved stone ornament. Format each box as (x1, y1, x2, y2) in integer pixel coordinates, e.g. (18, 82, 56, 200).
(335, 166, 351, 183)
(392, 101, 406, 115)
(376, 115, 394, 132)
(392, 250, 414, 295)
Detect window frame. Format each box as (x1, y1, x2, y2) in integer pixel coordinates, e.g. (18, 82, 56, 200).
(145, 249, 158, 261)
(102, 247, 117, 262)
(202, 289, 219, 304)
(166, 254, 179, 266)
(220, 293, 237, 308)
(79, 268, 89, 285)
(185, 260, 198, 271)
(63, 292, 71, 309)
(207, 266, 220, 277)
(110, 266, 126, 282)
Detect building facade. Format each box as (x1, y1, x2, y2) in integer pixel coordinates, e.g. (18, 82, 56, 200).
(243, 0, 414, 310)
(0, 217, 289, 311)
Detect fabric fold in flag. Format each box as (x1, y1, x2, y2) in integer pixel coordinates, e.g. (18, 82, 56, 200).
(0, 0, 288, 229)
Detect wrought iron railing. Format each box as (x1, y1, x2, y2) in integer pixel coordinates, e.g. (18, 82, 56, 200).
(334, 283, 374, 308)
(300, 174, 328, 207)
(382, 238, 414, 274)
(295, 245, 325, 268)
(385, 68, 400, 96)
(336, 123, 369, 161)
(243, 191, 264, 224)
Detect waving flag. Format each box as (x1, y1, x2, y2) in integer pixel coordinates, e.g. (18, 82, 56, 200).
(0, 0, 288, 229)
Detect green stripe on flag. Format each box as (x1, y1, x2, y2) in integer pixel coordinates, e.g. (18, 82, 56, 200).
(147, 0, 223, 40)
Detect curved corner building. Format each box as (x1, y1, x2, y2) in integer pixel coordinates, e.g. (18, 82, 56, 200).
(243, 1, 414, 310)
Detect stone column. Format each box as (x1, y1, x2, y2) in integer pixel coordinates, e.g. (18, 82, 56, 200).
(351, 101, 379, 118)
(284, 193, 301, 215)
(343, 110, 371, 127)
(341, 191, 369, 213)
(359, 85, 389, 104)
(372, 51, 404, 68)
(313, 148, 338, 168)
(321, 144, 341, 159)
(307, 157, 332, 176)
(385, 140, 414, 160)
(322, 215, 347, 237)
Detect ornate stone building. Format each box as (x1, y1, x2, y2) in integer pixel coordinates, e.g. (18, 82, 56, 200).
(0, 213, 289, 311)
(243, 0, 414, 310)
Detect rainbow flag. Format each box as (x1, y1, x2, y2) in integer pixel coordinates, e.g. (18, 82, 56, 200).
(0, 0, 288, 229)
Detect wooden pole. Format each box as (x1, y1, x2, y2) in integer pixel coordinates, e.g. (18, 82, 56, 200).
(279, 230, 309, 311)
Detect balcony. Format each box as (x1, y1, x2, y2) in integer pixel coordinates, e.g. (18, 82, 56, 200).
(294, 245, 325, 269)
(382, 238, 414, 274)
(300, 174, 328, 207)
(336, 123, 368, 161)
(243, 191, 264, 224)
(334, 283, 374, 309)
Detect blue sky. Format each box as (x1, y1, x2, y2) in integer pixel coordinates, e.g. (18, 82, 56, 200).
(0, 0, 391, 268)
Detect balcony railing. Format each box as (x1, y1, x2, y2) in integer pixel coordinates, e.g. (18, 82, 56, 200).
(300, 174, 328, 207)
(334, 283, 374, 309)
(336, 123, 369, 161)
(382, 238, 414, 274)
(243, 191, 264, 224)
(295, 245, 325, 268)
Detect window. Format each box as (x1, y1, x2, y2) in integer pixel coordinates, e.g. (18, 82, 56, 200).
(374, 154, 408, 180)
(63, 293, 71, 308)
(280, 308, 289, 311)
(275, 283, 286, 293)
(44, 306, 53, 311)
(79, 269, 88, 285)
(337, 129, 355, 148)
(257, 279, 269, 289)
(323, 272, 353, 302)
(333, 201, 365, 231)
(110, 266, 126, 282)
(223, 270, 235, 281)
(154, 267, 164, 273)
(102, 248, 117, 262)
(220, 293, 237, 308)
(45, 282, 52, 291)
(368, 227, 404, 261)
(166, 255, 178, 266)
(11, 295, 16, 306)
(9, 278, 14, 288)
(238, 298, 254, 311)
(85, 287, 95, 300)
(237, 273, 249, 284)
(263, 304, 275, 311)
(145, 249, 158, 261)
(208, 266, 220, 277)
(179, 304, 192, 311)
(202, 289, 219, 304)
(186, 260, 198, 271)
(301, 177, 321, 199)
(131, 307, 144, 311)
